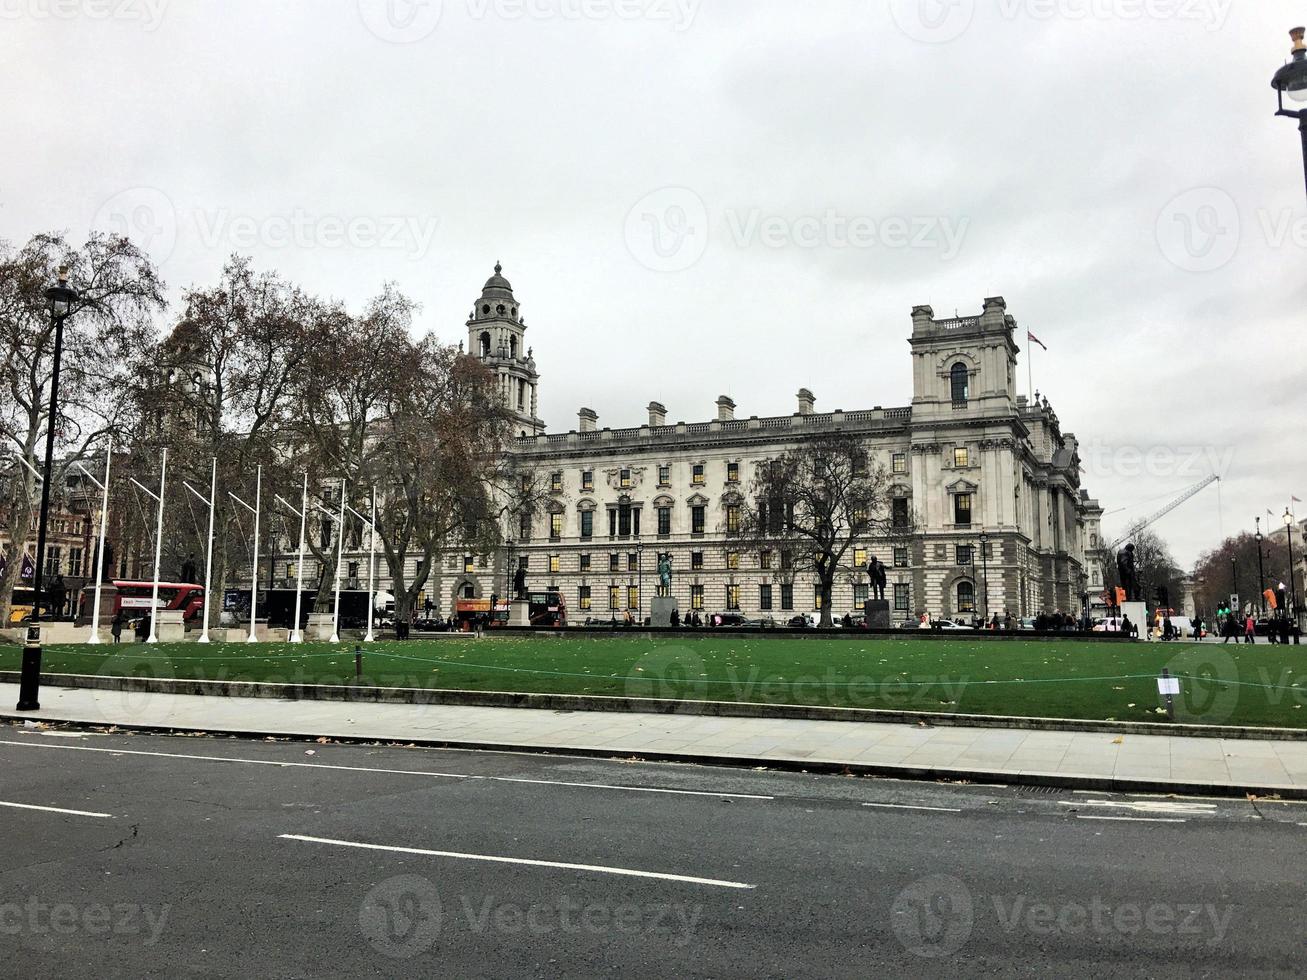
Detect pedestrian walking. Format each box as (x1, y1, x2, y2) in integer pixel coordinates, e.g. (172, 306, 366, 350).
(110, 608, 125, 644)
(1244, 614, 1256, 644)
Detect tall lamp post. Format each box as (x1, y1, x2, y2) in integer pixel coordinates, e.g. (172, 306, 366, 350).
(1271, 26, 1307, 202)
(17, 267, 79, 711)
(1285, 508, 1298, 623)
(1255, 517, 1267, 616)
(636, 538, 644, 622)
(505, 538, 515, 602)
(978, 530, 990, 624)
(1231, 555, 1240, 617)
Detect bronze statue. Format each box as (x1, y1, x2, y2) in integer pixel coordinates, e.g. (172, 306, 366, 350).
(867, 555, 887, 601)
(657, 553, 672, 596)
(1116, 544, 1140, 602)
(513, 564, 526, 600)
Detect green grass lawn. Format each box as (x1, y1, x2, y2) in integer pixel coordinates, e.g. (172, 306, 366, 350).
(1, 634, 1305, 728)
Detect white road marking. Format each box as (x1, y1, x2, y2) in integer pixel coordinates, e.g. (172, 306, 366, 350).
(861, 802, 962, 813)
(0, 800, 112, 818)
(1060, 799, 1216, 816)
(279, 834, 756, 889)
(0, 739, 770, 800)
(1076, 815, 1186, 824)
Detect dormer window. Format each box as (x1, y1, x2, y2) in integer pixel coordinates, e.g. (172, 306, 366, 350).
(496, 304, 506, 315)
(482, 304, 490, 315)
(950, 362, 969, 405)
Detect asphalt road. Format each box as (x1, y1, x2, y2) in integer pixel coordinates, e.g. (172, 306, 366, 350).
(0, 721, 1304, 978)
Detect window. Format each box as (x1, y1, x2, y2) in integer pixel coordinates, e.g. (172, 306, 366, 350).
(580, 553, 591, 571)
(814, 588, 822, 610)
(956, 544, 973, 565)
(780, 550, 793, 571)
(348, 561, 359, 578)
(690, 584, 704, 610)
(892, 498, 910, 528)
(854, 548, 867, 568)
(760, 550, 772, 570)
(609, 509, 618, 538)
(44, 547, 61, 576)
(519, 511, 531, 540)
(550, 512, 563, 539)
(463, 584, 475, 599)
(950, 362, 969, 405)
(627, 553, 638, 572)
(726, 552, 740, 570)
(624, 585, 638, 610)
(726, 584, 740, 610)
(957, 581, 976, 613)
(609, 586, 621, 610)
(892, 453, 906, 474)
(581, 470, 593, 491)
(619, 468, 631, 489)
(549, 554, 560, 574)
(658, 465, 670, 486)
(726, 462, 739, 483)
(691, 506, 705, 535)
(550, 471, 563, 492)
(579, 585, 592, 611)
(954, 493, 972, 527)
(894, 583, 910, 612)
(852, 451, 868, 477)
(954, 446, 969, 468)
(580, 510, 593, 539)
(617, 501, 633, 537)
(725, 504, 741, 533)
(893, 545, 909, 568)
(67, 547, 83, 577)
(691, 551, 704, 570)
(780, 583, 794, 610)
(518, 555, 529, 571)
(463, 555, 474, 573)
(854, 584, 869, 606)
(691, 464, 704, 485)
(759, 584, 773, 610)
(656, 506, 671, 536)
(609, 553, 620, 572)
(520, 473, 531, 492)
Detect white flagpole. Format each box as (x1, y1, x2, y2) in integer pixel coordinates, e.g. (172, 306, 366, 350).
(329, 479, 346, 643)
(86, 439, 111, 645)
(197, 457, 216, 643)
(366, 487, 376, 642)
(291, 472, 308, 643)
(1027, 335, 1034, 401)
(249, 467, 261, 643)
(147, 448, 167, 643)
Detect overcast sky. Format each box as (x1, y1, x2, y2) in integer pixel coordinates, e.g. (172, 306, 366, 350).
(3, 0, 1304, 566)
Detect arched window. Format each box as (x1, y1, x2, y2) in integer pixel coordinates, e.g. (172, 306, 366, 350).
(479, 332, 491, 357)
(957, 581, 975, 613)
(950, 363, 969, 405)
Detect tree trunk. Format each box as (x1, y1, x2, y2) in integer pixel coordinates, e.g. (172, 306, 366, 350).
(818, 573, 834, 627)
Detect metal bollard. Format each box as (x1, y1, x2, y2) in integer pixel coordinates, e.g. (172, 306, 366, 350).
(354, 645, 363, 681)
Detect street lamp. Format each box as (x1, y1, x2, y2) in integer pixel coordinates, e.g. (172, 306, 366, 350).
(1231, 554, 1240, 618)
(978, 530, 990, 625)
(1255, 517, 1267, 616)
(505, 537, 515, 600)
(636, 537, 644, 622)
(1284, 508, 1298, 622)
(17, 267, 79, 711)
(1271, 26, 1307, 201)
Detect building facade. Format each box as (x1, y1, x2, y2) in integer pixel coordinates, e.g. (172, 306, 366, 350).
(448, 266, 1103, 622)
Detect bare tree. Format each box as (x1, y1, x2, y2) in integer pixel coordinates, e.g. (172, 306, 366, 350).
(735, 433, 898, 626)
(0, 233, 163, 623)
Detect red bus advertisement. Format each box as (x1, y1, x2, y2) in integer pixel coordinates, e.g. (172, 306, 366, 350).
(76, 581, 205, 626)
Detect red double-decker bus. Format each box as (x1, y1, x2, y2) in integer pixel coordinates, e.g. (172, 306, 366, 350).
(76, 580, 205, 626)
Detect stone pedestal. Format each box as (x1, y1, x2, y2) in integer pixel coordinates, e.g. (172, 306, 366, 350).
(863, 599, 891, 628)
(306, 612, 336, 641)
(510, 601, 531, 627)
(651, 595, 677, 628)
(155, 610, 186, 642)
(1119, 600, 1148, 639)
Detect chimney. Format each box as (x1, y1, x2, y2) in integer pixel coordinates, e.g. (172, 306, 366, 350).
(578, 407, 597, 433)
(716, 395, 736, 421)
(647, 401, 667, 427)
(796, 388, 815, 415)
(910, 304, 934, 333)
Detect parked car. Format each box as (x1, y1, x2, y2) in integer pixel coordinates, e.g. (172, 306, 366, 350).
(786, 614, 815, 628)
(934, 619, 976, 631)
(743, 616, 779, 629)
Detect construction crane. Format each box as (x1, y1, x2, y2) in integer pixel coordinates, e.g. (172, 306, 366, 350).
(1103, 474, 1219, 553)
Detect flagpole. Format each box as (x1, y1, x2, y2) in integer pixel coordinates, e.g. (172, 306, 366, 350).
(1027, 342, 1034, 402)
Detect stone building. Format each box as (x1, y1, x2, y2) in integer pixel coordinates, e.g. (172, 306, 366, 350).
(448, 266, 1103, 623)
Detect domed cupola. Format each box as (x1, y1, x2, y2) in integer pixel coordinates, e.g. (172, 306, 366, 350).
(474, 262, 520, 322)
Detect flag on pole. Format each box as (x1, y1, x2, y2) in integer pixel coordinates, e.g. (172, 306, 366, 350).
(1293, 496, 1302, 504)
(1027, 330, 1047, 351)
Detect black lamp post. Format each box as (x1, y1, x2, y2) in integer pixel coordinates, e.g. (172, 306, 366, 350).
(1271, 26, 1307, 202)
(1284, 508, 1298, 622)
(636, 538, 644, 620)
(1230, 555, 1239, 618)
(978, 530, 990, 624)
(1255, 517, 1267, 616)
(505, 537, 515, 599)
(17, 267, 78, 711)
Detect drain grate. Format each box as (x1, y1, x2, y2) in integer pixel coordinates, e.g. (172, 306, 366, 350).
(1019, 784, 1067, 796)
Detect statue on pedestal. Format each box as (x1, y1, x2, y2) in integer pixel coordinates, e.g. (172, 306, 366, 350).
(657, 553, 672, 596)
(513, 564, 526, 600)
(1116, 544, 1140, 602)
(866, 555, 887, 601)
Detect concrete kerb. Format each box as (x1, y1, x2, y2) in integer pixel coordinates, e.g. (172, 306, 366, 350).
(3, 670, 1305, 741)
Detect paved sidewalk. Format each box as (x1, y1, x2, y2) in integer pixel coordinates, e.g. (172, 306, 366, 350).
(5, 682, 1307, 796)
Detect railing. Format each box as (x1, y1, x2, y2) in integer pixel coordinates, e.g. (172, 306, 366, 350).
(933, 316, 980, 331)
